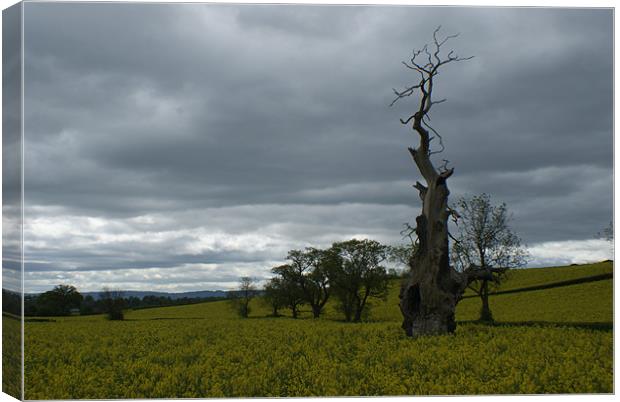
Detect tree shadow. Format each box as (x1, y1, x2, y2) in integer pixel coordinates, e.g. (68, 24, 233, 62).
(124, 317, 207, 321)
(24, 318, 56, 323)
(459, 319, 612, 331)
(247, 314, 315, 321)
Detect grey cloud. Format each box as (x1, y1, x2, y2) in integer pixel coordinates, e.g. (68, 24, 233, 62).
(18, 4, 613, 292)
(450, 165, 612, 243)
(25, 262, 276, 293)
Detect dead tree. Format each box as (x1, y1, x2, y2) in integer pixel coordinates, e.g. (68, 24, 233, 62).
(391, 27, 487, 336)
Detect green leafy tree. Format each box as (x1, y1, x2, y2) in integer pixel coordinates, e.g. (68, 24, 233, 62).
(79, 295, 96, 315)
(228, 277, 257, 318)
(387, 243, 417, 278)
(36, 284, 83, 316)
(263, 277, 287, 316)
(269, 265, 306, 318)
(451, 193, 529, 322)
(330, 239, 390, 322)
(101, 288, 125, 320)
(285, 248, 339, 318)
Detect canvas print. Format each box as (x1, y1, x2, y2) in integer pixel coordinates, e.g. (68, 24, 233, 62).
(2, 2, 614, 399)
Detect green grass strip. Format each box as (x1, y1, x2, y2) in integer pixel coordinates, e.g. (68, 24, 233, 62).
(462, 272, 613, 299)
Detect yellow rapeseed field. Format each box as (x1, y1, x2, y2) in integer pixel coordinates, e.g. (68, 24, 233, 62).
(23, 262, 613, 398)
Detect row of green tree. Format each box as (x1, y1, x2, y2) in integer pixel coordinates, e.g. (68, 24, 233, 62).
(230, 193, 529, 323)
(230, 239, 410, 322)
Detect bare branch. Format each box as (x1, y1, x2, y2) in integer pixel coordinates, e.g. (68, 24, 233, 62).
(413, 181, 427, 201)
(400, 222, 418, 246)
(390, 82, 424, 107)
(437, 159, 451, 174)
(424, 117, 445, 156)
(448, 230, 461, 244)
(391, 26, 473, 178)
(439, 33, 460, 48)
(439, 167, 454, 180)
(447, 205, 460, 224)
(422, 44, 433, 68)
(402, 61, 428, 76)
(400, 114, 415, 125)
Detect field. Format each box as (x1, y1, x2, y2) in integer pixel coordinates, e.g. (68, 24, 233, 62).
(22, 262, 613, 398)
(2, 314, 21, 399)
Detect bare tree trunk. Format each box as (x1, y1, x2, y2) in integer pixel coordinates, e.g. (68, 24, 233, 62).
(354, 306, 363, 322)
(479, 280, 493, 322)
(399, 157, 468, 336)
(344, 304, 353, 322)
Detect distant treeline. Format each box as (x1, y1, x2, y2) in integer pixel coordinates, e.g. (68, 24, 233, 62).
(5, 286, 225, 317)
(128, 296, 227, 310)
(3, 289, 21, 316)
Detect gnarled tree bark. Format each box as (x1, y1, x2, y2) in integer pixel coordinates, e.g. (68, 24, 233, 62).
(391, 27, 476, 337)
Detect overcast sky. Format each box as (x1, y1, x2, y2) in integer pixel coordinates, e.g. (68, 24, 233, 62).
(14, 3, 613, 293)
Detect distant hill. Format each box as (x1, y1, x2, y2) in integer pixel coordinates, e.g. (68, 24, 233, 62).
(83, 290, 229, 300)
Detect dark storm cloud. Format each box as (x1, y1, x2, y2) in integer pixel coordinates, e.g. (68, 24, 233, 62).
(3, 3, 23, 293)
(19, 4, 613, 292)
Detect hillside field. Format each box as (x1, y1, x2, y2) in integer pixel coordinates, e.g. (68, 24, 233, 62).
(20, 261, 613, 398)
